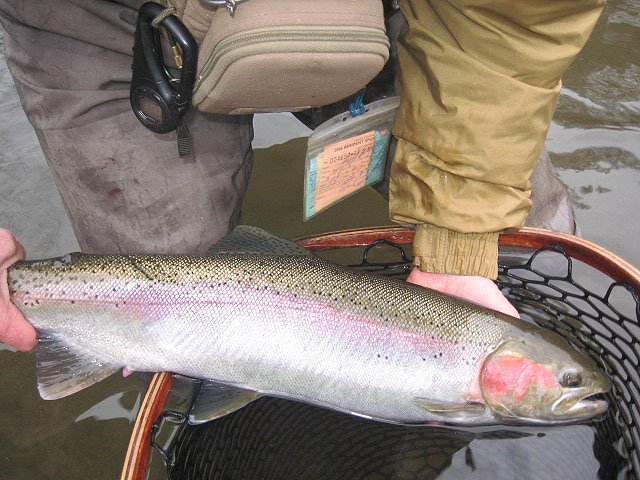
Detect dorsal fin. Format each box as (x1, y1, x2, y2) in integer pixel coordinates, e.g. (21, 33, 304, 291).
(207, 225, 312, 256)
(188, 381, 262, 424)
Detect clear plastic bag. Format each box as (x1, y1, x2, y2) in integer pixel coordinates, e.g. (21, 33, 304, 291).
(303, 96, 400, 220)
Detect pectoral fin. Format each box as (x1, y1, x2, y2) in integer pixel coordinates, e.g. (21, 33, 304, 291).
(189, 381, 262, 425)
(413, 398, 487, 418)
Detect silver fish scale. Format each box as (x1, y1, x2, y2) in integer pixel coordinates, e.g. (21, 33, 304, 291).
(9, 252, 520, 352)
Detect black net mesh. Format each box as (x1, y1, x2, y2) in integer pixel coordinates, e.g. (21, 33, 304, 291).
(497, 245, 640, 479)
(154, 240, 640, 480)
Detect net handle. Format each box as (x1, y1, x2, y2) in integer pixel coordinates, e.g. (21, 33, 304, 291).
(120, 226, 640, 480)
(121, 372, 175, 480)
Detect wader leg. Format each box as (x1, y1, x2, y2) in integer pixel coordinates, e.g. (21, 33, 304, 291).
(0, 0, 254, 254)
(524, 148, 576, 234)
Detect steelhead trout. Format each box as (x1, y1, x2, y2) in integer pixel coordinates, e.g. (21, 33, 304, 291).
(7, 227, 610, 426)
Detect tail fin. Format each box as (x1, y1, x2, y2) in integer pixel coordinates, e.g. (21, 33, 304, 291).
(36, 332, 120, 400)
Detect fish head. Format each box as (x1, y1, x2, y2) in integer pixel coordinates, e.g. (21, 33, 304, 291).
(479, 329, 611, 424)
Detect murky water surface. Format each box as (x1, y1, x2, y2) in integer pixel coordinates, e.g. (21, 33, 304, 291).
(1, 1, 639, 479)
(548, 0, 640, 267)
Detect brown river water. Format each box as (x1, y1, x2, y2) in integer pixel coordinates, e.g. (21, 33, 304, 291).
(0, 1, 639, 478)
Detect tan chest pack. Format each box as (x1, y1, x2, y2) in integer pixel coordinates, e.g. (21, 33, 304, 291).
(168, 0, 389, 114)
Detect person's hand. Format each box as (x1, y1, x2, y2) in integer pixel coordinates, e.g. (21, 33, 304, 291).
(0, 229, 37, 351)
(406, 267, 520, 318)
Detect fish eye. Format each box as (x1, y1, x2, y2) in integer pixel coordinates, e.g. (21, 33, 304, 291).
(560, 371, 582, 388)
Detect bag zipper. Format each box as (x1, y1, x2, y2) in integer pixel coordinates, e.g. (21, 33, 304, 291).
(193, 26, 390, 103)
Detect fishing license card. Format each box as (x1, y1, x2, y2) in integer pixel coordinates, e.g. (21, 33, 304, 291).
(303, 97, 400, 220)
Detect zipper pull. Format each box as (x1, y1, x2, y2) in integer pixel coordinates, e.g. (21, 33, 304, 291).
(198, 0, 248, 16)
(177, 121, 193, 160)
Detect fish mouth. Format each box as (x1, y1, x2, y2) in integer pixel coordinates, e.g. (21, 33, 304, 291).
(551, 368, 612, 421)
(552, 391, 610, 420)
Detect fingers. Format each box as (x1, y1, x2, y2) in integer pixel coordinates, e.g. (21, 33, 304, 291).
(0, 304, 37, 351)
(406, 268, 447, 291)
(0, 228, 36, 351)
(406, 267, 521, 318)
(476, 289, 520, 318)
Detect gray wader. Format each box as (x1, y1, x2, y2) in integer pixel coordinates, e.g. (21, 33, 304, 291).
(0, 0, 254, 255)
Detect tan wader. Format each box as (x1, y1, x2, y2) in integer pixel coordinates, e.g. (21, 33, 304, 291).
(390, 0, 606, 278)
(0, 0, 254, 255)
